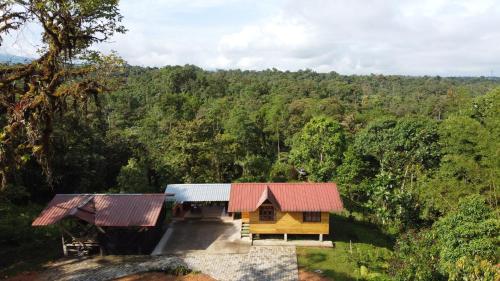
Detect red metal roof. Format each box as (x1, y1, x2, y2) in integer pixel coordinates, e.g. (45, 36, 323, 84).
(228, 183, 343, 212)
(32, 194, 166, 227)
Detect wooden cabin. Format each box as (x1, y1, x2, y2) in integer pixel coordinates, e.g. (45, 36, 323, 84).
(228, 183, 343, 241)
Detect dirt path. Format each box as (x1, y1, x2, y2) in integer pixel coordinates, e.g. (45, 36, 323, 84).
(35, 256, 186, 281)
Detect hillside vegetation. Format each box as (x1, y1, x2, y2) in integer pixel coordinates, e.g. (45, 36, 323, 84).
(1, 65, 499, 279)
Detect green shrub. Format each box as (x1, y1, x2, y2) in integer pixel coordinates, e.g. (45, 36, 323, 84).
(449, 256, 499, 281)
(434, 195, 498, 273)
(392, 195, 499, 280)
(171, 265, 192, 276)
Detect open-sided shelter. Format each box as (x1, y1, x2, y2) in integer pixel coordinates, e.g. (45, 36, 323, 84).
(32, 194, 168, 255)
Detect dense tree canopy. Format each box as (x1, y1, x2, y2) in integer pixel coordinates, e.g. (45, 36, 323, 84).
(1, 65, 499, 279)
(2, 65, 498, 209)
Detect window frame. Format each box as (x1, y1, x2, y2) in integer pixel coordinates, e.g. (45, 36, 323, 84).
(303, 212, 321, 223)
(259, 205, 275, 221)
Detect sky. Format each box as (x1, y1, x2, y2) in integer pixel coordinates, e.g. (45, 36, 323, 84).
(1, 0, 500, 76)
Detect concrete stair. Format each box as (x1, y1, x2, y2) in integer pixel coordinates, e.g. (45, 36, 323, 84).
(241, 222, 250, 238)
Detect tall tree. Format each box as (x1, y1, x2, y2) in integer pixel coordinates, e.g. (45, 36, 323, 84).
(289, 116, 346, 181)
(341, 118, 441, 226)
(0, 0, 125, 188)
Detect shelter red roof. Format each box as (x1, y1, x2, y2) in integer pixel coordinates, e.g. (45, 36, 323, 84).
(228, 183, 343, 212)
(32, 194, 166, 227)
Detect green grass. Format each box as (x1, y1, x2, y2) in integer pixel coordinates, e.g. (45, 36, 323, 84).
(297, 214, 394, 281)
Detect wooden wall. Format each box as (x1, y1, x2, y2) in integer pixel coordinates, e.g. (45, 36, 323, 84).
(242, 212, 250, 223)
(249, 210, 329, 234)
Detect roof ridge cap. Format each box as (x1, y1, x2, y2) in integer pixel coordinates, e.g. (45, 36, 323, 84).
(68, 195, 95, 217)
(254, 185, 280, 211)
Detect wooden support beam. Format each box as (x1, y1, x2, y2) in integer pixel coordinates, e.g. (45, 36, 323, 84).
(62, 234, 68, 256)
(58, 225, 77, 240)
(96, 226, 106, 234)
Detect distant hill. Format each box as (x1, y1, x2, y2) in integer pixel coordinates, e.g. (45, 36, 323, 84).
(0, 53, 32, 64)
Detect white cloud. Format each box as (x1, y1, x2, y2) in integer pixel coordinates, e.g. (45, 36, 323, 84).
(210, 0, 500, 75)
(219, 15, 312, 51)
(1, 0, 500, 75)
(214, 13, 317, 69)
(0, 21, 42, 57)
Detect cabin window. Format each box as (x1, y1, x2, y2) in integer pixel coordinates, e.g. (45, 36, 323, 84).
(259, 206, 275, 221)
(303, 212, 321, 222)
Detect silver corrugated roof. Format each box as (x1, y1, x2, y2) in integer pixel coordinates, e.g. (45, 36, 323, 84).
(165, 184, 231, 202)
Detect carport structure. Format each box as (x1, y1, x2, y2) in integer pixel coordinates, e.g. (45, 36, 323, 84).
(165, 183, 231, 219)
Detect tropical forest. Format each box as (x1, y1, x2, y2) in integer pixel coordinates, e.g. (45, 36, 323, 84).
(0, 0, 499, 280)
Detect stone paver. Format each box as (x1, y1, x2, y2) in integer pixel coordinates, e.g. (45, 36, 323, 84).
(181, 246, 298, 281)
(252, 238, 333, 247)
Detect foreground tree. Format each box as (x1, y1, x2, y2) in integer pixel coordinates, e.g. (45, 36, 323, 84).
(0, 0, 125, 188)
(393, 195, 499, 281)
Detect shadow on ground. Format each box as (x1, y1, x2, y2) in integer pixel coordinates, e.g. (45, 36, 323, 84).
(329, 214, 394, 249)
(322, 269, 357, 281)
(159, 220, 250, 254)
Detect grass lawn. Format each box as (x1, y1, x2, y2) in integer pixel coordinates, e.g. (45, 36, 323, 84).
(297, 214, 394, 281)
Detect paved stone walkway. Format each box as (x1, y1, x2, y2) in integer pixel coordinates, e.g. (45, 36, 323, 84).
(36, 246, 298, 281)
(181, 246, 298, 281)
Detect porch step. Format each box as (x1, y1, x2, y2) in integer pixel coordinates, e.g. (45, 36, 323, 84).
(241, 222, 250, 238)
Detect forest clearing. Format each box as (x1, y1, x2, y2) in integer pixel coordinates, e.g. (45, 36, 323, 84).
(1, 0, 499, 280)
